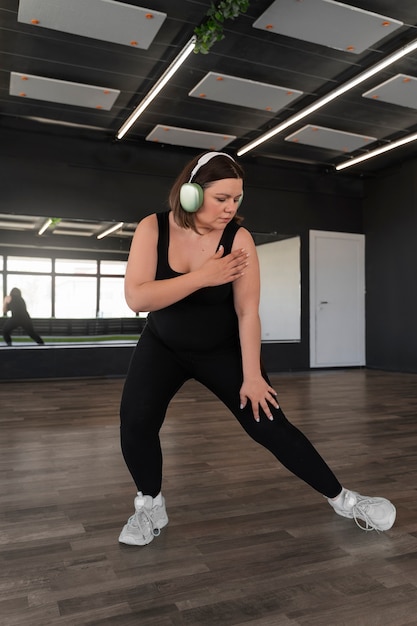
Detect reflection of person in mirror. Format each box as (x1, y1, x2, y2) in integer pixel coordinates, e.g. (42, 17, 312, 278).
(118, 151, 396, 547)
(2, 288, 44, 346)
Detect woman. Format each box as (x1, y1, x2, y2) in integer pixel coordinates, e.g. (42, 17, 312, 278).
(3, 287, 44, 346)
(119, 151, 395, 545)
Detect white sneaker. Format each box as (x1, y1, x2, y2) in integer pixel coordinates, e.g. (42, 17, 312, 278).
(119, 493, 169, 545)
(328, 489, 396, 532)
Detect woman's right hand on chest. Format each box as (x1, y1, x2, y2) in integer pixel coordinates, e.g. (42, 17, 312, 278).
(198, 246, 249, 287)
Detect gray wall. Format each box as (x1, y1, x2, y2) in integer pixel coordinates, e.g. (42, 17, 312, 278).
(364, 159, 417, 373)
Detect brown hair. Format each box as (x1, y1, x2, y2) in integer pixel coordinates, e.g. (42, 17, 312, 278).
(169, 152, 244, 233)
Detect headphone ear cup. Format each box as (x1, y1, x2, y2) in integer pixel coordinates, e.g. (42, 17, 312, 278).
(180, 183, 204, 213)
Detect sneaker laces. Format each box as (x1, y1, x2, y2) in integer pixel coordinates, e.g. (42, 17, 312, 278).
(128, 504, 161, 538)
(351, 497, 381, 533)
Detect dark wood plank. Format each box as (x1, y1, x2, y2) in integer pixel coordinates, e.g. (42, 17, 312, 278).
(1, 369, 417, 625)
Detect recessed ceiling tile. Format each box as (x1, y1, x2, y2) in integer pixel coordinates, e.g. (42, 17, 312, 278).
(362, 74, 417, 110)
(0, 214, 39, 231)
(188, 72, 303, 112)
(253, 0, 403, 54)
(285, 125, 376, 153)
(146, 125, 236, 151)
(18, 0, 166, 49)
(10, 72, 120, 110)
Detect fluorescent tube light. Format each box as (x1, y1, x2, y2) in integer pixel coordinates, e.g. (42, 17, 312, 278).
(335, 131, 417, 171)
(97, 222, 124, 239)
(237, 37, 417, 157)
(38, 218, 52, 235)
(117, 36, 196, 140)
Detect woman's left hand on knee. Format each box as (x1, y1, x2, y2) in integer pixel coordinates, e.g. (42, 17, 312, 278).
(239, 377, 279, 423)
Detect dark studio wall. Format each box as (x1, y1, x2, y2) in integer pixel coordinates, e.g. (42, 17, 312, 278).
(1, 124, 364, 378)
(364, 158, 417, 373)
(1, 124, 363, 228)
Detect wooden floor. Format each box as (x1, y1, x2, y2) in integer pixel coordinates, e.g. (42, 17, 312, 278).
(1, 369, 417, 626)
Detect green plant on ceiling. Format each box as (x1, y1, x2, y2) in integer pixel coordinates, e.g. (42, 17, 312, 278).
(194, 0, 250, 54)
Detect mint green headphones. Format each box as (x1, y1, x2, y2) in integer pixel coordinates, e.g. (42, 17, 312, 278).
(179, 152, 243, 213)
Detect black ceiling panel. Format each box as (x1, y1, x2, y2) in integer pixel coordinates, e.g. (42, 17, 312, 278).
(0, 0, 416, 178)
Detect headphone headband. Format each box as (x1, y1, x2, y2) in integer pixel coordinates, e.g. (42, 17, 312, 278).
(188, 152, 236, 183)
(179, 151, 241, 213)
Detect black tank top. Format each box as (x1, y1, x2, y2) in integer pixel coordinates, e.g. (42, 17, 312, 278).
(146, 211, 241, 352)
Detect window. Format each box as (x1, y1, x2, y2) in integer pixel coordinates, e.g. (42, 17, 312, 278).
(6, 275, 52, 317)
(7, 256, 52, 273)
(55, 259, 97, 274)
(55, 276, 97, 318)
(1, 253, 134, 320)
(5, 257, 52, 316)
(100, 260, 126, 276)
(99, 277, 134, 317)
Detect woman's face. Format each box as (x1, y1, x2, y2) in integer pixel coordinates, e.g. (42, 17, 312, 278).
(194, 178, 243, 231)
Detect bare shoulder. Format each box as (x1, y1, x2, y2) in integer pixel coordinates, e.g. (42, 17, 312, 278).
(233, 225, 256, 250)
(126, 213, 159, 278)
(136, 212, 158, 233)
(131, 213, 158, 244)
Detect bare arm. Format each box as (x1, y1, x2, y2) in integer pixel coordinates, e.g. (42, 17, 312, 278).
(232, 228, 279, 421)
(3, 295, 11, 315)
(124, 214, 248, 313)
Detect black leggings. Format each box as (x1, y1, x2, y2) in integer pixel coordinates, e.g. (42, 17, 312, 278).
(2, 316, 44, 345)
(120, 327, 342, 499)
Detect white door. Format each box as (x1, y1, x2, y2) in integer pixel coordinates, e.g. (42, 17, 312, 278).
(310, 230, 365, 368)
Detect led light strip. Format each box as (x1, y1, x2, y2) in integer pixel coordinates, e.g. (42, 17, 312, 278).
(237, 37, 417, 157)
(38, 218, 52, 235)
(97, 222, 124, 239)
(335, 131, 417, 170)
(116, 37, 196, 140)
